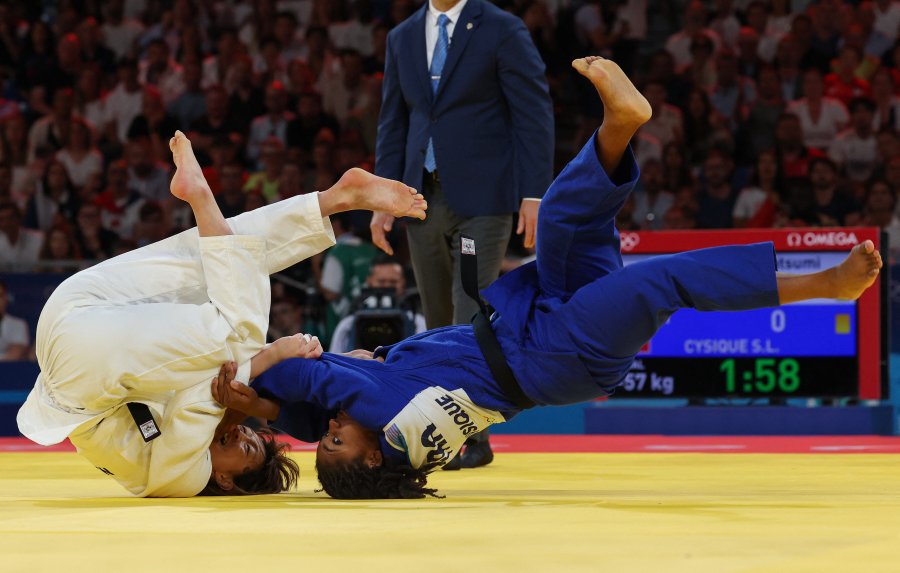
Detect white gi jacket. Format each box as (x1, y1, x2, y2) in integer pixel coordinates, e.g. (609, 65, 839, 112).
(17, 193, 335, 497)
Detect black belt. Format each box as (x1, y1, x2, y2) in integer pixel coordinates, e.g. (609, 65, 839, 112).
(460, 235, 535, 410)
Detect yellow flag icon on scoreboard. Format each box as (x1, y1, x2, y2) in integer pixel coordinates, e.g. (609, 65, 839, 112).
(835, 314, 851, 334)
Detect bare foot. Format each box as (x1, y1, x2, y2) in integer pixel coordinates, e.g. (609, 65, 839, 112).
(572, 57, 652, 128)
(829, 241, 883, 300)
(169, 130, 212, 203)
(335, 168, 428, 220)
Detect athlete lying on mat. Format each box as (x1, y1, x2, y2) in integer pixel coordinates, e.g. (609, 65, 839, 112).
(16, 132, 427, 497)
(210, 57, 883, 500)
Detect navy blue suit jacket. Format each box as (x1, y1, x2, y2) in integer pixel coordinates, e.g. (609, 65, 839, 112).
(375, 0, 554, 217)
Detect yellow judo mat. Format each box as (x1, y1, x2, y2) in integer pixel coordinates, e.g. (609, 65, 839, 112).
(2, 450, 899, 573)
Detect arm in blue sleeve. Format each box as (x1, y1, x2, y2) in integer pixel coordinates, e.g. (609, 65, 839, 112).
(251, 355, 391, 430)
(269, 401, 336, 443)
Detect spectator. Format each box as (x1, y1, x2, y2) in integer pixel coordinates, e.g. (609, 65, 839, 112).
(829, 97, 879, 183)
(102, 0, 145, 60)
(870, 68, 900, 132)
(306, 135, 338, 192)
(243, 137, 286, 203)
(285, 58, 316, 101)
(329, 254, 427, 354)
(329, 0, 376, 57)
(304, 25, 339, 84)
(131, 200, 168, 247)
(320, 212, 377, 344)
(38, 223, 82, 272)
(125, 138, 171, 202)
(678, 33, 717, 91)
(744, 1, 779, 63)
(73, 66, 106, 136)
(55, 117, 103, 190)
(661, 141, 695, 193)
(287, 90, 341, 157)
(665, 0, 722, 68)
(872, 0, 900, 44)
(736, 26, 763, 78)
(0, 201, 43, 265)
(774, 33, 804, 101)
(188, 85, 244, 159)
(743, 65, 786, 160)
(95, 159, 145, 239)
(167, 58, 206, 131)
(127, 86, 180, 162)
(319, 49, 378, 127)
(640, 80, 683, 149)
(225, 54, 266, 132)
(824, 46, 872, 105)
(848, 179, 900, 261)
(0, 280, 29, 360)
(267, 294, 308, 343)
(631, 157, 673, 230)
(247, 81, 292, 164)
(682, 87, 733, 166)
(364, 22, 390, 75)
(139, 38, 185, 106)
(786, 68, 849, 151)
(709, 48, 757, 131)
(808, 156, 858, 226)
(215, 162, 247, 219)
(696, 149, 739, 229)
(710, 0, 740, 50)
(77, 17, 116, 75)
(661, 204, 698, 230)
(733, 149, 783, 228)
(272, 11, 305, 62)
(774, 112, 824, 178)
(104, 58, 144, 147)
(1, 115, 34, 205)
(73, 202, 119, 261)
(28, 87, 75, 161)
(20, 21, 55, 96)
(202, 28, 242, 89)
(45, 33, 83, 94)
(278, 163, 305, 200)
(24, 160, 79, 232)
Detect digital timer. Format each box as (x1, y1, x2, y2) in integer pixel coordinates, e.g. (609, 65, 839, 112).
(612, 229, 886, 400)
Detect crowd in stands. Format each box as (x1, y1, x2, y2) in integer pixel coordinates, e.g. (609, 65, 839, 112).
(1, 0, 899, 359)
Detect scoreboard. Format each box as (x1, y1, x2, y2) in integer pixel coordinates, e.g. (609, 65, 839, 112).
(616, 228, 887, 400)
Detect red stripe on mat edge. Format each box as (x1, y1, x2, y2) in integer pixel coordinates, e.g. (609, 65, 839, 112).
(3, 435, 900, 454)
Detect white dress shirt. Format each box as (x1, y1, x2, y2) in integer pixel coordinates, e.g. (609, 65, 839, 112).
(426, 0, 468, 68)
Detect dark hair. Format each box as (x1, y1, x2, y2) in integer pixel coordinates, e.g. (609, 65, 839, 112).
(847, 96, 875, 114)
(316, 458, 442, 499)
(200, 428, 300, 496)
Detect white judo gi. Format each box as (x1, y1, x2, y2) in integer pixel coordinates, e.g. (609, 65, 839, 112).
(17, 193, 335, 497)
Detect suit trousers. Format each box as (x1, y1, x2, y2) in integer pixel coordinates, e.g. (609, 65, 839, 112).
(406, 172, 513, 329)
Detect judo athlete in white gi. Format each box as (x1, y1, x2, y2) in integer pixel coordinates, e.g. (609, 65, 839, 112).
(16, 132, 428, 497)
(212, 57, 884, 500)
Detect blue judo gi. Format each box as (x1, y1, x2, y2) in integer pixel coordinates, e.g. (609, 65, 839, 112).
(254, 135, 780, 469)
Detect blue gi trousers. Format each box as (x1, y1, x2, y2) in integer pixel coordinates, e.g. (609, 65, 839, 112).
(490, 135, 780, 405)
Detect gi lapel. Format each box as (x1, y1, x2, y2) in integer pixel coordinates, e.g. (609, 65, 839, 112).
(434, 0, 483, 102)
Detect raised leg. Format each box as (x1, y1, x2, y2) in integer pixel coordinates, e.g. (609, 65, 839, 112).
(537, 58, 651, 300)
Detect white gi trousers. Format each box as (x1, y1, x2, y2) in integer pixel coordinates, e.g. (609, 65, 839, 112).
(17, 193, 335, 497)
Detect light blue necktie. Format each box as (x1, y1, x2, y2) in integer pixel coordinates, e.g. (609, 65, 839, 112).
(424, 14, 450, 173)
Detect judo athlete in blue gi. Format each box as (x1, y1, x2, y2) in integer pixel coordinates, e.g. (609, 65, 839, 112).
(211, 58, 883, 499)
